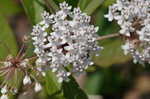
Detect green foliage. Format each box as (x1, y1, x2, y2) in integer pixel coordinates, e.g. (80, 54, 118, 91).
(65, 0, 80, 7)
(83, 0, 104, 15)
(62, 77, 88, 99)
(78, 0, 91, 11)
(85, 67, 126, 94)
(94, 39, 131, 67)
(44, 71, 63, 99)
(21, 0, 44, 25)
(0, 15, 18, 59)
(46, 0, 59, 12)
(0, 0, 21, 16)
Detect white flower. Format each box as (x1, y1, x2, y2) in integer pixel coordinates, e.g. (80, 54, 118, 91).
(31, 2, 102, 82)
(23, 75, 31, 85)
(34, 82, 42, 92)
(0, 94, 8, 99)
(105, 0, 150, 64)
(3, 62, 12, 67)
(20, 59, 29, 67)
(1, 86, 7, 94)
(121, 42, 130, 55)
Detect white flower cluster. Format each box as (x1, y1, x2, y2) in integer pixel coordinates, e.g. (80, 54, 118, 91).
(32, 2, 102, 82)
(105, 0, 150, 64)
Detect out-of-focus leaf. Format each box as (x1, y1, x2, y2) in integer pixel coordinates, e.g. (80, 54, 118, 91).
(62, 77, 88, 99)
(53, 0, 64, 6)
(0, 0, 21, 16)
(84, 0, 104, 15)
(85, 72, 104, 94)
(55, 0, 64, 2)
(85, 67, 125, 94)
(21, 0, 44, 25)
(46, 0, 59, 12)
(78, 0, 91, 11)
(0, 15, 18, 59)
(103, 0, 116, 7)
(93, 39, 131, 67)
(65, 0, 80, 7)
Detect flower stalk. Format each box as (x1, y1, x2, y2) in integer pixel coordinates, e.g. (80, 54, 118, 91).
(96, 33, 120, 41)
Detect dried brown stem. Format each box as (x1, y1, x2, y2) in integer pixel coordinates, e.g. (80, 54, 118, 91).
(96, 33, 120, 41)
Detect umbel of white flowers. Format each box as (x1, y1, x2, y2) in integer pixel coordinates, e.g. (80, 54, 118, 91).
(105, 0, 150, 64)
(31, 2, 102, 83)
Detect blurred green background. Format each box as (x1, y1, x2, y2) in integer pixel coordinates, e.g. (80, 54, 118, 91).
(0, 0, 150, 99)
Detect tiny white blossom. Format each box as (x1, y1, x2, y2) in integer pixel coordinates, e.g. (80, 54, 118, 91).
(20, 59, 29, 67)
(31, 2, 102, 82)
(121, 41, 130, 55)
(4, 62, 12, 67)
(1, 86, 7, 94)
(0, 94, 8, 99)
(34, 82, 42, 92)
(23, 75, 31, 85)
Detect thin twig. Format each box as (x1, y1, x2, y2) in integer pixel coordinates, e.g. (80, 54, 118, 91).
(96, 33, 120, 41)
(28, 56, 38, 61)
(16, 44, 25, 59)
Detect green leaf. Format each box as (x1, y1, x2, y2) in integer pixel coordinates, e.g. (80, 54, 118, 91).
(103, 0, 116, 7)
(85, 67, 126, 94)
(44, 0, 59, 13)
(0, 15, 18, 59)
(44, 71, 64, 99)
(55, 0, 64, 2)
(62, 77, 88, 99)
(65, 0, 79, 7)
(0, 0, 21, 16)
(21, 0, 44, 25)
(83, 0, 104, 15)
(84, 72, 104, 94)
(78, 0, 91, 11)
(93, 39, 131, 67)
